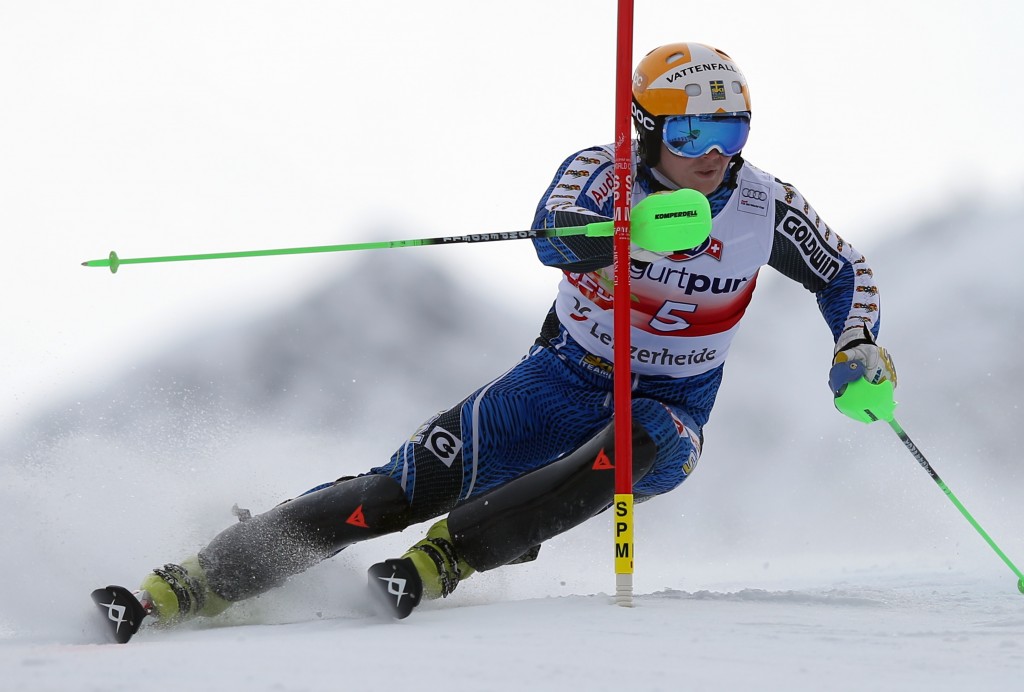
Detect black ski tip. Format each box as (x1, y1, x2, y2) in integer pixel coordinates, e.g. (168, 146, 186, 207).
(367, 558, 423, 620)
(91, 585, 148, 644)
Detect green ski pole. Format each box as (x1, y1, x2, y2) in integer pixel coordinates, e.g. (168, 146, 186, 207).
(887, 415, 1024, 593)
(829, 361, 1024, 594)
(82, 226, 590, 274)
(81, 188, 713, 274)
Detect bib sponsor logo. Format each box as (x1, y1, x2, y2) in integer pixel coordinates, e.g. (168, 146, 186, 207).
(737, 180, 770, 216)
(630, 262, 749, 295)
(586, 320, 719, 367)
(565, 271, 614, 309)
(567, 296, 593, 322)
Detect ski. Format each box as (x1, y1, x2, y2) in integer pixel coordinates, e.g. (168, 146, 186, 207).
(91, 585, 149, 643)
(367, 558, 423, 619)
(90, 565, 418, 644)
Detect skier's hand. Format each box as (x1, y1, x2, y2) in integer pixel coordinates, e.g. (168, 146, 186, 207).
(829, 327, 897, 423)
(832, 326, 897, 388)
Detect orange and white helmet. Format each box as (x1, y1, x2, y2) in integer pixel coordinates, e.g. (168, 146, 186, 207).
(632, 43, 751, 165)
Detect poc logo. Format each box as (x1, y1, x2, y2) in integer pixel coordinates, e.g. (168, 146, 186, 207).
(424, 425, 462, 468)
(631, 102, 656, 131)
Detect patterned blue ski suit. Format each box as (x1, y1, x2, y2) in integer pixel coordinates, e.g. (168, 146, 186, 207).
(369, 144, 880, 521)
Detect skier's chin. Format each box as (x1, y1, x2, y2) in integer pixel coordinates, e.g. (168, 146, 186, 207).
(655, 155, 728, 194)
(689, 169, 726, 194)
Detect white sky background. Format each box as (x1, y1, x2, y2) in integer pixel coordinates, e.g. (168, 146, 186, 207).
(2, 0, 1022, 433)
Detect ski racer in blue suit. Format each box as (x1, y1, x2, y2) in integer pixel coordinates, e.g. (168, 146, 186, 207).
(118, 42, 897, 634)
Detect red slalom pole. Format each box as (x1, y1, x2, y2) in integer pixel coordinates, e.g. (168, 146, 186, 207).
(612, 0, 635, 606)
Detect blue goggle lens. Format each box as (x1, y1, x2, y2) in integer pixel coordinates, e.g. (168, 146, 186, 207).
(663, 113, 750, 158)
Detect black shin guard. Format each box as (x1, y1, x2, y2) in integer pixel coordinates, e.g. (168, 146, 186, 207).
(447, 421, 657, 572)
(199, 475, 411, 601)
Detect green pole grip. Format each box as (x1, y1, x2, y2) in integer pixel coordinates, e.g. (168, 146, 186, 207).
(828, 361, 897, 423)
(585, 188, 712, 251)
(630, 189, 712, 252)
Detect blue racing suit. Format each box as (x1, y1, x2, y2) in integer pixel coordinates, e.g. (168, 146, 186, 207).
(368, 143, 880, 522)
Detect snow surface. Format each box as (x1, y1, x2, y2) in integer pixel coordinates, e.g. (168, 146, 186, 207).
(4, 569, 1024, 692)
(2, 195, 1024, 690)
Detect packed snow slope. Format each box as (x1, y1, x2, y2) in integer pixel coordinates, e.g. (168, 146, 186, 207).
(2, 194, 1023, 691)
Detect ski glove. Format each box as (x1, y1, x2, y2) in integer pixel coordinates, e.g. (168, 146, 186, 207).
(829, 327, 897, 423)
(832, 326, 897, 387)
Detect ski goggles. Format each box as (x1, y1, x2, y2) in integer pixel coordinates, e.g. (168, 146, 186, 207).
(663, 112, 751, 158)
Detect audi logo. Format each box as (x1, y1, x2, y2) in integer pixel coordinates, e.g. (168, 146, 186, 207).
(741, 188, 768, 201)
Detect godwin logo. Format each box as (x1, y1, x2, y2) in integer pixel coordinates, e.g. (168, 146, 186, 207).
(777, 210, 841, 280)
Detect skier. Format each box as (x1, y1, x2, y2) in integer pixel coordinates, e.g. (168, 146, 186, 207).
(93, 42, 897, 640)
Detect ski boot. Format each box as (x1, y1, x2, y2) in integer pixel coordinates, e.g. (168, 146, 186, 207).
(136, 555, 232, 624)
(93, 555, 234, 643)
(367, 518, 475, 619)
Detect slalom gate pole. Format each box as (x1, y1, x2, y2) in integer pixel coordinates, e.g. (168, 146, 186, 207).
(80, 225, 610, 274)
(612, 0, 636, 607)
(887, 417, 1024, 594)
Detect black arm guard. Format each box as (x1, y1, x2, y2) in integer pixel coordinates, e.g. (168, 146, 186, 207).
(542, 210, 614, 272)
